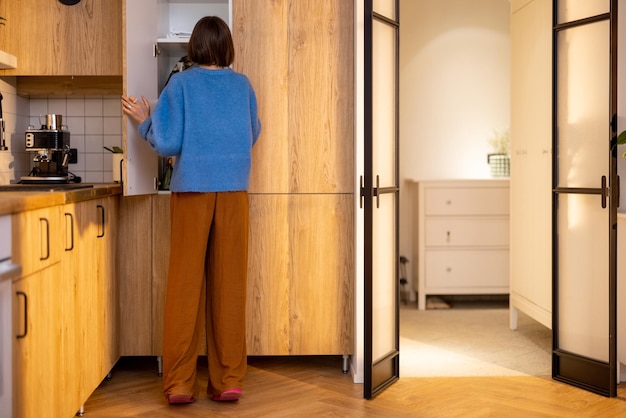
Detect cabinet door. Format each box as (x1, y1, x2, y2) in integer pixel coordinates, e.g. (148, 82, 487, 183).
(151, 194, 170, 355)
(235, 0, 354, 195)
(13, 263, 66, 418)
(123, 0, 159, 196)
(0, 0, 122, 76)
(247, 194, 354, 355)
(12, 206, 62, 277)
(118, 195, 153, 355)
(94, 197, 119, 374)
(73, 198, 119, 391)
(60, 203, 83, 409)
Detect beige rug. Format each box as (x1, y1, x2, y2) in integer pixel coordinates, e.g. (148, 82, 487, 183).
(399, 300, 551, 377)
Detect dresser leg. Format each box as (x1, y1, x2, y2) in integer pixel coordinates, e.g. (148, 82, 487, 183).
(418, 292, 426, 310)
(342, 355, 349, 374)
(157, 355, 163, 377)
(75, 405, 85, 417)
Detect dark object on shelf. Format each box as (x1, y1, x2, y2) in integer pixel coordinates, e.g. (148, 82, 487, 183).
(399, 256, 409, 304)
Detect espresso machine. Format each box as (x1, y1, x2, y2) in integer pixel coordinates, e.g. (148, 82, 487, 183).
(21, 114, 72, 184)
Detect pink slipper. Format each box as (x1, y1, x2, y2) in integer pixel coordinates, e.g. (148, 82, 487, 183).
(211, 388, 242, 402)
(167, 394, 195, 404)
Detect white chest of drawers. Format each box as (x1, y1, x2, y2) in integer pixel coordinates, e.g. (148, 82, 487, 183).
(413, 179, 510, 310)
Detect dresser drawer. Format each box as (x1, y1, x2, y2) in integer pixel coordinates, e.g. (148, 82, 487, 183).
(425, 218, 509, 247)
(424, 187, 509, 216)
(424, 249, 509, 289)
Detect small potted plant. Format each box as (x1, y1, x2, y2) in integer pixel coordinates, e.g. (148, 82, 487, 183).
(487, 128, 510, 177)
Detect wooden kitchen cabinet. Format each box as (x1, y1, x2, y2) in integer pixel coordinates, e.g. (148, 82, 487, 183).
(117, 195, 153, 355)
(12, 206, 70, 417)
(119, 192, 354, 357)
(13, 263, 67, 418)
(247, 194, 354, 355)
(123, 0, 231, 196)
(413, 179, 510, 310)
(0, 0, 122, 76)
(119, 0, 355, 357)
(12, 195, 119, 418)
(236, 0, 354, 355)
(66, 197, 119, 404)
(11, 206, 63, 276)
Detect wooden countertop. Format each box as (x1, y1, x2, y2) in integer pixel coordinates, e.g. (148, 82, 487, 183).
(0, 183, 123, 216)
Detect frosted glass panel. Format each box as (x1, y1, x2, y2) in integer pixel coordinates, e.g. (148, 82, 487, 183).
(557, 21, 609, 187)
(373, 0, 396, 20)
(372, 192, 397, 359)
(557, 194, 609, 361)
(373, 19, 397, 187)
(557, 0, 609, 24)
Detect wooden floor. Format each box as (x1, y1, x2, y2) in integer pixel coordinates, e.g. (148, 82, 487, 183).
(82, 356, 626, 417)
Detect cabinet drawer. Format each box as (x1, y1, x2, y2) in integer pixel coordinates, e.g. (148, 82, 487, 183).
(12, 206, 63, 277)
(424, 250, 509, 289)
(425, 218, 509, 247)
(424, 187, 509, 216)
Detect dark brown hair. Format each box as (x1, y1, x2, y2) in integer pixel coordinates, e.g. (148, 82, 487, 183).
(187, 16, 234, 67)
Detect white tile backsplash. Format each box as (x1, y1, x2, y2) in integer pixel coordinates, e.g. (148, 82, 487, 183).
(0, 82, 122, 184)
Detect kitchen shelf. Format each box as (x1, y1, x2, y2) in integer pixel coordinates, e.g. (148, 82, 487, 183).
(0, 50, 17, 69)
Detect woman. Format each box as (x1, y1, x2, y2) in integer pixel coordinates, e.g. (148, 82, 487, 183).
(121, 16, 261, 404)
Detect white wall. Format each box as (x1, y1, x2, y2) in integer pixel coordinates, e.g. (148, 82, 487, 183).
(0, 77, 123, 185)
(399, 0, 511, 292)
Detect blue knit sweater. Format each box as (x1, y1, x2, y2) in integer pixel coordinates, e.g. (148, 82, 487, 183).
(138, 67, 261, 192)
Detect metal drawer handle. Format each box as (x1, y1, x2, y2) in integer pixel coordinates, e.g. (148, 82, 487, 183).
(40, 217, 49, 260)
(65, 212, 74, 251)
(16, 291, 28, 338)
(97, 205, 105, 238)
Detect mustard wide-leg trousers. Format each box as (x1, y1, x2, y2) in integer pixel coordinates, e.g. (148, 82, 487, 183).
(162, 191, 249, 398)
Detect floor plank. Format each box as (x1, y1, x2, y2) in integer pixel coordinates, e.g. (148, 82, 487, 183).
(82, 356, 626, 417)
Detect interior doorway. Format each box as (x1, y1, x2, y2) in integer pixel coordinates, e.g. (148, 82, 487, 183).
(397, 0, 552, 378)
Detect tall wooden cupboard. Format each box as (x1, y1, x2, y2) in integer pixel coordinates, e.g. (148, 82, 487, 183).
(119, 0, 354, 358)
(0, 0, 123, 95)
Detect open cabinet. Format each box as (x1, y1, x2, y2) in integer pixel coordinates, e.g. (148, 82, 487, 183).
(123, 0, 231, 196)
(118, 1, 355, 360)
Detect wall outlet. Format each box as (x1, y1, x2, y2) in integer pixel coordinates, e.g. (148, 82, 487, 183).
(69, 148, 78, 164)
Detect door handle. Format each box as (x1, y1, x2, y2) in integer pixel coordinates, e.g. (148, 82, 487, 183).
(601, 175, 607, 209)
(553, 176, 608, 209)
(374, 175, 380, 208)
(372, 175, 400, 209)
(360, 176, 365, 209)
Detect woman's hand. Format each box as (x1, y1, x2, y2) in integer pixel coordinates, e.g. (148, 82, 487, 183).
(121, 95, 150, 124)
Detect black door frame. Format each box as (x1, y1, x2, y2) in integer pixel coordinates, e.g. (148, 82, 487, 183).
(551, 0, 619, 397)
(363, 0, 401, 400)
